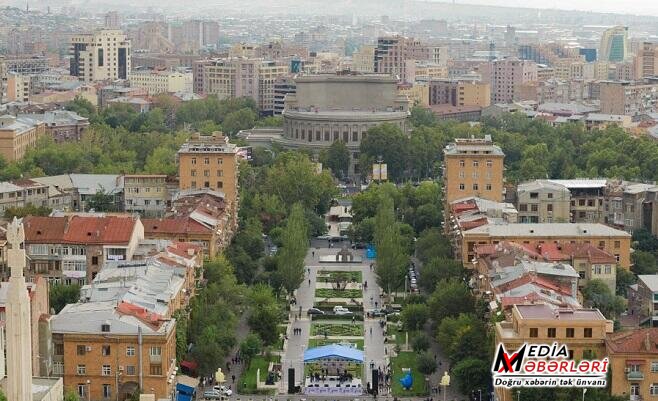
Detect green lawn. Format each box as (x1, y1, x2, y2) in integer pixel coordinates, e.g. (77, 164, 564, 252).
(274, 325, 287, 350)
(391, 352, 429, 396)
(308, 338, 364, 350)
(238, 356, 278, 395)
(311, 322, 363, 337)
(315, 288, 362, 299)
(317, 271, 363, 283)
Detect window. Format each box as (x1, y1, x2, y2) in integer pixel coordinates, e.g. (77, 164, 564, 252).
(126, 365, 136, 376)
(92, 256, 99, 265)
(126, 346, 135, 356)
(217, 158, 223, 165)
(55, 343, 64, 356)
(598, 241, 605, 248)
(473, 160, 479, 167)
(103, 384, 112, 398)
(472, 184, 479, 191)
(191, 181, 196, 189)
(547, 193, 553, 199)
(486, 160, 493, 167)
(547, 204, 553, 212)
(584, 328, 593, 338)
(566, 328, 575, 338)
(150, 347, 162, 356)
(102, 345, 111, 356)
(191, 158, 196, 165)
(486, 184, 492, 191)
(458, 171, 465, 178)
(77, 384, 86, 398)
(614, 241, 620, 248)
(204, 170, 210, 177)
(77, 365, 86, 375)
(651, 362, 658, 373)
(102, 365, 111, 376)
(190, 169, 197, 177)
(150, 365, 162, 375)
(30, 244, 48, 255)
(217, 181, 223, 188)
(519, 204, 527, 212)
(529, 328, 538, 337)
(579, 199, 586, 206)
(529, 192, 538, 199)
(652, 384, 658, 396)
(217, 170, 223, 177)
(531, 204, 538, 212)
(605, 265, 612, 274)
(204, 157, 209, 164)
(77, 345, 86, 355)
(459, 183, 465, 190)
(547, 328, 556, 338)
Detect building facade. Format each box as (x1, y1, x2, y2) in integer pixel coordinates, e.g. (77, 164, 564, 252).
(515, 180, 572, 223)
(443, 135, 505, 203)
(128, 70, 192, 95)
(491, 58, 538, 104)
(429, 79, 490, 108)
(123, 175, 169, 217)
(600, 26, 630, 62)
(0, 115, 46, 161)
(635, 42, 658, 79)
(606, 328, 658, 401)
(70, 30, 131, 82)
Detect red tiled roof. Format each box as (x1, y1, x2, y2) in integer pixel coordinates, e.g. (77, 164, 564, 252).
(117, 302, 164, 330)
(166, 242, 201, 259)
(607, 328, 658, 354)
(142, 217, 211, 235)
(24, 216, 137, 245)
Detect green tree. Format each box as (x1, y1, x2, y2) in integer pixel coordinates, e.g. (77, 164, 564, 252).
(248, 284, 282, 345)
(222, 108, 257, 136)
(50, 284, 81, 313)
(632, 250, 657, 275)
(144, 146, 178, 175)
(374, 197, 408, 295)
(359, 123, 409, 181)
(86, 189, 118, 212)
(416, 352, 437, 375)
(320, 140, 350, 179)
(401, 303, 429, 331)
(452, 357, 491, 396)
(436, 313, 489, 363)
(411, 333, 431, 353)
(409, 106, 437, 127)
(63, 390, 80, 401)
(428, 280, 475, 323)
(239, 333, 264, 363)
(633, 228, 658, 252)
(66, 96, 97, 119)
(616, 267, 637, 297)
(277, 203, 309, 295)
(582, 279, 626, 319)
(415, 228, 452, 264)
(4, 204, 52, 219)
(193, 325, 232, 375)
(173, 310, 188, 361)
(419, 257, 464, 293)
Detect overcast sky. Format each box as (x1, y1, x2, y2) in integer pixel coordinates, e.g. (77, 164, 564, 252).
(445, 0, 658, 17)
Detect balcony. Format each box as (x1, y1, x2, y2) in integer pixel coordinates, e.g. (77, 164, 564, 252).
(149, 354, 162, 364)
(627, 371, 644, 381)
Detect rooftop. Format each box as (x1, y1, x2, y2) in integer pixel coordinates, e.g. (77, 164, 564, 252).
(464, 223, 630, 238)
(638, 275, 658, 293)
(444, 135, 504, 156)
(545, 179, 608, 189)
(515, 304, 605, 321)
(24, 215, 138, 245)
(303, 344, 364, 362)
(607, 328, 658, 354)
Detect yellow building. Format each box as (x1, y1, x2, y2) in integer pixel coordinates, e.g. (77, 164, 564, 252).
(458, 81, 490, 107)
(460, 222, 632, 268)
(352, 45, 376, 73)
(177, 132, 239, 211)
(495, 304, 612, 401)
(606, 328, 658, 400)
(128, 70, 192, 95)
(123, 174, 169, 217)
(70, 29, 131, 82)
(6, 72, 30, 102)
(397, 82, 429, 107)
(443, 135, 505, 203)
(0, 115, 46, 161)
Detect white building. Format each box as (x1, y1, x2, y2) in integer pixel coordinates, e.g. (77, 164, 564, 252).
(70, 29, 131, 82)
(128, 70, 193, 95)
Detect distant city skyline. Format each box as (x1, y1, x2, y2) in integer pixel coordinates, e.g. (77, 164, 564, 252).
(439, 0, 658, 18)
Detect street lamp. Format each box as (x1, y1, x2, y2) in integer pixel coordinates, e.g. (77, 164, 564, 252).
(478, 389, 482, 401)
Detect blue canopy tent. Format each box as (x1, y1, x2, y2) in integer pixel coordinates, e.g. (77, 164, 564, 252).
(303, 344, 365, 363)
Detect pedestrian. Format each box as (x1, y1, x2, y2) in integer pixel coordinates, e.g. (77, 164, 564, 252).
(308, 268, 311, 274)
(312, 251, 315, 258)
(308, 279, 311, 286)
(232, 374, 236, 383)
(352, 315, 355, 324)
(375, 301, 378, 308)
(370, 327, 373, 335)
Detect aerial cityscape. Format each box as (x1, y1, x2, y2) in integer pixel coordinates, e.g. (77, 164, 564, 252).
(1, 1, 658, 401)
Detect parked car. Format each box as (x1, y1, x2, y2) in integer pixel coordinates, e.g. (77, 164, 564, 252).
(333, 305, 353, 315)
(370, 309, 386, 317)
(307, 307, 325, 316)
(203, 390, 223, 400)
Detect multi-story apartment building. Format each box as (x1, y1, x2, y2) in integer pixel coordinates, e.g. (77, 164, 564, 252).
(273, 76, 296, 115)
(5, 72, 30, 102)
(405, 60, 448, 82)
(491, 58, 538, 103)
(516, 180, 571, 223)
(128, 70, 192, 95)
(429, 79, 491, 108)
(178, 133, 239, 210)
(23, 215, 145, 284)
(201, 58, 289, 114)
(552, 59, 594, 81)
(599, 80, 658, 117)
(459, 222, 632, 268)
(192, 59, 211, 94)
(443, 135, 505, 203)
(51, 301, 176, 401)
(2, 55, 49, 75)
(545, 179, 607, 223)
(495, 304, 612, 401)
(634, 42, 658, 79)
(18, 110, 90, 143)
(123, 175, 169, 217)
(629, 276, 658, 327)
(606, 328, 658, 401)
(0, 179, 50, 215)
(600, 26, 630, 62)
(352, 45, 376, 73)
(374, 36, 433, 82)
(70, 29, 131, 82)
(0, 114, 45, 161)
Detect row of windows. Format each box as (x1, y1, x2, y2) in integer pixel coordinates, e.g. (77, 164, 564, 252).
(191, 157, 224, 165)
(458, 171, 493, 179)
(528, 327, 593, 338)
(190, 181, 223, 189)
(458, 160, 495, 167)
(459, 183, 493, 191)
(73, 344, 160, 357)
(190, 170, 224, 177)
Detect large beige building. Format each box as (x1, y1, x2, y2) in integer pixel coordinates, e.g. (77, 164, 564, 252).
(177, 132, 239, 211)
(202, 58, 289, 113)
(374, 36, 439, 82)
(443, 135, 504, 203)
(599, 80, 658, 117)
(491, 58, 538, 103)
(70, 29, 131, 82)
(128, 70, 192, 95)
(429, 79, 490, 108)
(352, 45, 376, 73)
(599, 26, 630, 62)
(495, 304, 612, 401)
(516, 180, 571, 223)
(634, 42, 658, 79)
(0, 115, 45, 161)
(5, 72, 30, 102)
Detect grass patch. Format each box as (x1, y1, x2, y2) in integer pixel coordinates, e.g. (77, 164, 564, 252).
(308, 338, 365, 350)
(317, 271, 362, 283)
(315, 288, 362, 298)
(311, 322, 363, 337)
(391, 352, 429, 396)
(312, 314, 363, 321)
(274, 325, 287, 350)
(315, 301, 363, 311)
(238, 355, 279, 395)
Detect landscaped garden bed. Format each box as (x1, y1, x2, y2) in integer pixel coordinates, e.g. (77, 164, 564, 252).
(315, 288, 363, 298)
(316, 270, 363, 283)
(311, 322, 363, 337)
(308, 338, 365, 350)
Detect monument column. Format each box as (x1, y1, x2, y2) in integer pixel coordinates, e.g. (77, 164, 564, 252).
(5, 217, 33, 401)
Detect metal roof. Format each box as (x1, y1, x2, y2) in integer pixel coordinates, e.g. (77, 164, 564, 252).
(303, 344, 364, 362)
